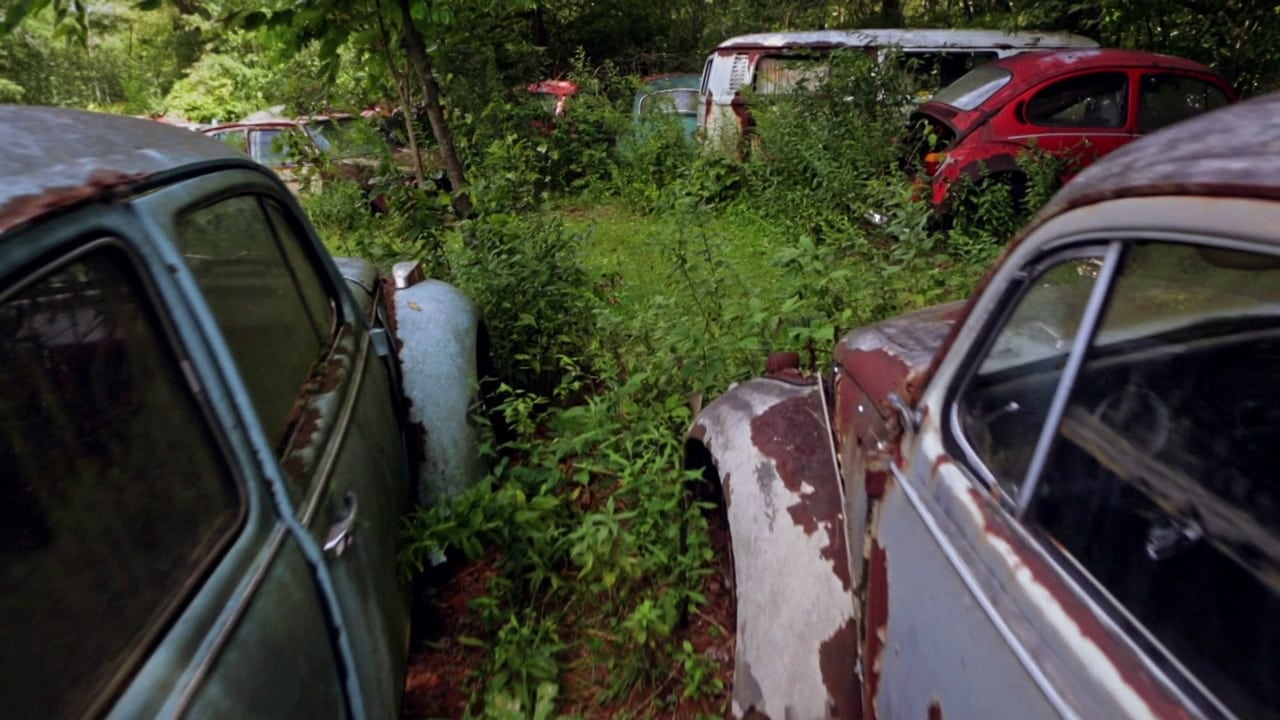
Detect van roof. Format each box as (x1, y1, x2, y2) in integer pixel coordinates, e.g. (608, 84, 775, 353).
(715, 28, 1098, 52)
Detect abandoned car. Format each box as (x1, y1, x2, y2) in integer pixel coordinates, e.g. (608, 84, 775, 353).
(0, 107, 487, 718)
(203, 112, 407, 201)
(696, 28, 1098, 151)
(686, 92, 1280, 718)
(908, 48, 1236, 210)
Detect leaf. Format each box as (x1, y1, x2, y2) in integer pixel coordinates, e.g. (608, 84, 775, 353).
(133, 0, 162, 10)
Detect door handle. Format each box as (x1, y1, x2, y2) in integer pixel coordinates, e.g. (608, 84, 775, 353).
(323, 491, 358, 557)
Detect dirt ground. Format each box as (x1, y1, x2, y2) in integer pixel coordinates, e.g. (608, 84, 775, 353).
(400, 507, 735, 719)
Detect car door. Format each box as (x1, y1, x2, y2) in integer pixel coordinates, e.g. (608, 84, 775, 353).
(157, 168, 411, 718)
(0, 207, 346, 720)
(1010, 70, 1135, 177)
(886, 224, 1280, 717)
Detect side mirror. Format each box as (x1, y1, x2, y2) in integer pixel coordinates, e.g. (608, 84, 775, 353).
(1013, 99, 1028, 124)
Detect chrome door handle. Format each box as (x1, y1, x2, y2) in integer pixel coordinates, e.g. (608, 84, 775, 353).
(323, 491, 358, 557)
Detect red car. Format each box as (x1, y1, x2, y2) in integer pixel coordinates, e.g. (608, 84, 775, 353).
(909, 49, 1236, 209)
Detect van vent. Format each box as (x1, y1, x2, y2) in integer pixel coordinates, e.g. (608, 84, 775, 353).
(727, 53, 750, 93)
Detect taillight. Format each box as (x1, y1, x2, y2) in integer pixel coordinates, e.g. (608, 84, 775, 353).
(923, 152, 947, 177)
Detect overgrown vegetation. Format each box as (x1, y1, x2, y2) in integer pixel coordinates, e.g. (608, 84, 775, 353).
(7, 0, 1274, 716)
(305, 53, 1018, 718)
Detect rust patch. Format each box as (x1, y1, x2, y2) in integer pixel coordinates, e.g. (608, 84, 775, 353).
(865, 468, 890, 500)
(927, 699, 943, 720)
(818, 618, 862, 720)
(967, 487, 1194, 719)
(0, 169, 148, 233)
(751, 393, 851, 591)
(863, 539, 888, 720)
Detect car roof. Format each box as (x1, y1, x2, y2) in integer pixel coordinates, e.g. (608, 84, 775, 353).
(715, 28, 1098, 52)
(988, 47, 1221, 77)
(1037, 90, 1280, 219)
(0, 105, 246, 234)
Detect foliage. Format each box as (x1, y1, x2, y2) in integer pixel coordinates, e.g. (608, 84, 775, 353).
(13, 0, 1280, 716)
(451, 212, 597, 397)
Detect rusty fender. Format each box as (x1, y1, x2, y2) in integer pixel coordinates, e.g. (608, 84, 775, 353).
(687, 376, 859, 720)
(385, 261, 487, 506)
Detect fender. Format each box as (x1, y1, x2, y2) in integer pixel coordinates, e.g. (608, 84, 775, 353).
(685, 371, 860, 720)
(335, 257, 487, 506)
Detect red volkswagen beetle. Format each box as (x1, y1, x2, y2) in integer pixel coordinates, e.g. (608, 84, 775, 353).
(909, 48, 1236, 210)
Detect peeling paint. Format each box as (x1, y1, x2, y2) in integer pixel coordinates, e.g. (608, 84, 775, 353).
(0, 169, 148, 233)
(863, 540, 889, 720)
(751, 394, 850, 592)
(818, 619, 861, 719)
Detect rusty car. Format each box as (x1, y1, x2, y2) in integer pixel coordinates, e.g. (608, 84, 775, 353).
(203, 111, 411, 205)
(696, 28, 1098, 151)
(684, 92, 1280, 718)
(908, 48, 1236, 211)
(0, 106, 488, 718)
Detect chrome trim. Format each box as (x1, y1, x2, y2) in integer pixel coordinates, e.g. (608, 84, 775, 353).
(298, 329, 371, 526)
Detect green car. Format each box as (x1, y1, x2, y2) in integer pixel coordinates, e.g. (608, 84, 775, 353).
(0, 106, 487, 719)
(631, 72, 702, 140)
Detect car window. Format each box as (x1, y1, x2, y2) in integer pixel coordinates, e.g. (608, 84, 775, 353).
(639, 89, 699, 116)
(898, 50, 1000, 98)
(0, 244, 242, 718)
(177, 195, 332, 449)
(1138, 73, 1231, 133)
(1024, 241, 1280, 717)
(754, 54, 830, 94)
(250, 128, 298, 167)
(959, 254, 1103, 499)
(931, 64, 1013, 111)
(1025, 72, 1128, 128)
(209, 128, 247, 153)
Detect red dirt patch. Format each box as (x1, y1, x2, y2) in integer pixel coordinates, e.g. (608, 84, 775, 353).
(400, 504, 735, 718)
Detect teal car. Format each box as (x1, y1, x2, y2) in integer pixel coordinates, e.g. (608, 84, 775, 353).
(632, 72, 702, 140)
(0, 107, 487, 719)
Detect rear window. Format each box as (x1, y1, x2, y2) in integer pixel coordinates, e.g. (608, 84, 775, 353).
(932, 65, 1013, 110)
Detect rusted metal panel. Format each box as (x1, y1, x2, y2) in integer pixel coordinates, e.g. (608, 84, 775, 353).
(0, 106, 244, 233)
(688, 376, 858, 719)
(387, 267, 486, 505)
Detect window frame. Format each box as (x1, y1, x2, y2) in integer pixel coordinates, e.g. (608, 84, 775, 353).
(1137, 71, 1232, 134)
(943, 229, 1280, 718)
(129, 168, 353, 456)
(1022, 70, 1131, 130)
(0, 233, 249, 717)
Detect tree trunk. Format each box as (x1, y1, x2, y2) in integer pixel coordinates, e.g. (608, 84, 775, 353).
(375, 6, 425, 186)
(397, 0, 471, 218)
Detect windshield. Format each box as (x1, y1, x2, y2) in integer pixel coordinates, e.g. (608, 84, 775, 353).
(931, 65, 1013, 110)
(639, 89, 699, 116)
(305, 117, 380, 158)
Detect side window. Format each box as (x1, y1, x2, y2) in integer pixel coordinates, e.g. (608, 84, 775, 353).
(249, 128, 297, 167)
(1025, 72, 1128, 128)
(1025, 241, 1280, 717)
(961, 241, 1280, 714)
(210, 128, 247, 153)
(0, 245, 242, 718)
(1138, 73, 1231, 133)
(959, 253, 1102, 499)
(177, 195, 334, 448)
